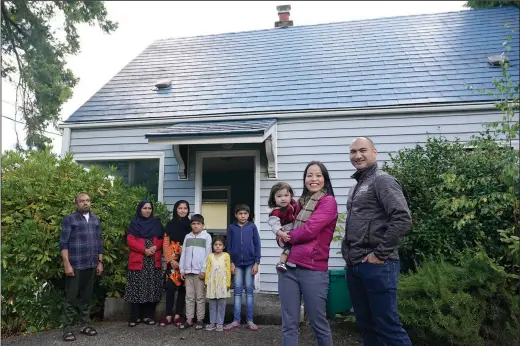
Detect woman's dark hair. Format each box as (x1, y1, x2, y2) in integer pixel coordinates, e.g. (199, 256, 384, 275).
(301, 161, 335, 197)
(172, 200, 190, 220)
(213, 235, 226, 247)
(268, 182, 295, 208)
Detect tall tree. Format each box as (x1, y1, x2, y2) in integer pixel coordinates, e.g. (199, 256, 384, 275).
(1, 1, 117, 150)
(464, 0, 520, 9)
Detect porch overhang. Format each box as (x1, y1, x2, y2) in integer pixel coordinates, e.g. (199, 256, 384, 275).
(144, 119, 278, 179)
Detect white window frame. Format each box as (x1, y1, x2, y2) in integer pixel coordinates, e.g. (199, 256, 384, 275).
(73, 152, 165, 202)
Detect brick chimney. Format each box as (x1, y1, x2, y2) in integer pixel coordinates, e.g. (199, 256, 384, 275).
(275, 5, 293, 28)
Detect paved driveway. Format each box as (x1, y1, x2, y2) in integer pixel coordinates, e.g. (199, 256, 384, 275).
(3, 321, 361, 346)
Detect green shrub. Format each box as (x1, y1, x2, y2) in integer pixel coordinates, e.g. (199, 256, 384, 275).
(398, 251, 520, 346)
(1, 149, 170, 335)
(383, 134, 519, 273)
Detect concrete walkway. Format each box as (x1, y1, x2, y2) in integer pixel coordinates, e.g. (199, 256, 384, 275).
(3, 321, 362, 346)
(103, 292, 297, 325)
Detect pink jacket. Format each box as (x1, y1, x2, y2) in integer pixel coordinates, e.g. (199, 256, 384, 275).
(286, 195, 338, 271)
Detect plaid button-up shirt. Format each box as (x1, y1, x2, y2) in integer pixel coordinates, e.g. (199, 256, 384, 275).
(59, 211, 104, 270)
(270, 199, 297, 226)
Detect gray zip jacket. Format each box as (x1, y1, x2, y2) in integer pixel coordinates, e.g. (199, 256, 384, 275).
(341, 164, 412, 265)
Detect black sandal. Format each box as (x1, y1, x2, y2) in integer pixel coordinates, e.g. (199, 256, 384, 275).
(128, 321, 138, 327)
(179, 321, 193, 329)
(142, 318, 156, 325)
(62, 331, 75, 341)
(195, 321, 204, 330)
(80, 326, 97, 336)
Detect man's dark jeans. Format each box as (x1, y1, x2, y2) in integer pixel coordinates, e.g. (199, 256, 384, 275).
(63, 268, 95, 333)
(347, 260, 412, 346)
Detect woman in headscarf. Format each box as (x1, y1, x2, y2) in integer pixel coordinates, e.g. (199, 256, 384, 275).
(158, 200, 192, 327)
(124, 200, 164, 327)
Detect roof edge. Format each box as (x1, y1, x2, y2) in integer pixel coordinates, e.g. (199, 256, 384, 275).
(58, 102, 498, 130)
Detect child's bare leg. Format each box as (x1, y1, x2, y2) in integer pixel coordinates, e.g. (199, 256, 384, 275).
(279, 252, 288, 263)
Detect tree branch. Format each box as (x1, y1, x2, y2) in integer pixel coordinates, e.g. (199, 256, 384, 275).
(1, 1, 29, 40)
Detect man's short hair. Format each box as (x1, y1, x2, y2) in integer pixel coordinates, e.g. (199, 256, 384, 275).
(235, 204, 250, 214)
(190, 214, 205, 224)
(75, 192, 90, 204)
(352, 137, 376, 148)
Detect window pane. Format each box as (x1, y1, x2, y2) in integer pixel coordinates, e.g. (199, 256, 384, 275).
(77, 158, 160, 198)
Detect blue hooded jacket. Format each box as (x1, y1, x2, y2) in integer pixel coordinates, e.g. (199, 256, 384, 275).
(226, 221, 261, 267)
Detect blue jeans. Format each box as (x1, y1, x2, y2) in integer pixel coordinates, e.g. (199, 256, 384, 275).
(233, 264, 255, 322)
(347, 260, 412, 346)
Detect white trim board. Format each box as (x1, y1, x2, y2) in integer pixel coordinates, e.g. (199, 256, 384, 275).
(194, 149, 261, 290)
(72, 152, 165, 202)
(61, 128, 71, 157)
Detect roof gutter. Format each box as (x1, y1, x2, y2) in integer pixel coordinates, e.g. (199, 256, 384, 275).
(57, 102, 498, 130)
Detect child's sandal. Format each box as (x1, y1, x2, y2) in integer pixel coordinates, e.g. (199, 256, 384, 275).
(179, 321, 193, 329)
(247, 322, 259, 331)
(195, 321, 204, 330)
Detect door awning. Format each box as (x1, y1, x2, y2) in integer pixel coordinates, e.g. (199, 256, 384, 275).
(145, 119, 276, 144)
(145, 119, 278, 179)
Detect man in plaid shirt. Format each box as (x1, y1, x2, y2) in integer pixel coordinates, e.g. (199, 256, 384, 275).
(59, 193, 104, 341)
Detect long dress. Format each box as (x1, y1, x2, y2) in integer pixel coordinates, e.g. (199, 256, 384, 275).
(124, 238, 163, 303)
(205, 252, 231, 299)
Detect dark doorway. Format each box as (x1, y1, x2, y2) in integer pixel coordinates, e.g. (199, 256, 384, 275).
(201, 155, 255, 242)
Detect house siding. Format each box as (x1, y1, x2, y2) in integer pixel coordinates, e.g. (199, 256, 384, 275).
(257, 109, 506, 292)
(68, 109, 505, 293)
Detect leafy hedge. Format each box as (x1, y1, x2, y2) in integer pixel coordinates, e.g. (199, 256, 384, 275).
(382, 133, 520, 345)
(398, 251, 519, 346)
(383, 133, 519, 273)
(1, 149, 170, 335)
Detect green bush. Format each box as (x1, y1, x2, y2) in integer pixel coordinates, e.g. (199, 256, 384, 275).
(398, 251, 520, 346)
(1, 149, 170, 335)
(383, 134, 519, 273)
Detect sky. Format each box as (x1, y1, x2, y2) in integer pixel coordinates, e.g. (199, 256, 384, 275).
(1, 1, 468, 154)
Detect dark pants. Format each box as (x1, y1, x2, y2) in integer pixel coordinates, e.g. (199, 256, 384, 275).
(278, 266, 332, 346)
(165, 280, 186, 317)
(347, 260, 412, 346)
(63, 268, 96, 333)
(131, 302, 156, 322)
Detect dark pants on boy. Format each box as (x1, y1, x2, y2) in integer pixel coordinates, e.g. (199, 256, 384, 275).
(347, 260, 412, 346)
(165, 279, 186, 317)
(63, 268, 96, 333)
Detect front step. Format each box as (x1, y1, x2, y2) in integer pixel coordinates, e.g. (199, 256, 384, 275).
(104, 291, 304, 325)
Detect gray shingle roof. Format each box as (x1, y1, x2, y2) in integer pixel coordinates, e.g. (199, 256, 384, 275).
(65, 6, 520, 123)
(145, 119, 276, 139)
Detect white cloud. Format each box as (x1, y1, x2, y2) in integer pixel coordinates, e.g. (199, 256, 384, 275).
(1, 1, 467, 154)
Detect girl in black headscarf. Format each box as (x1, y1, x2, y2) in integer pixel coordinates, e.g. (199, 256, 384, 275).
(158, 200, 192, 327)
(124, 200, 164, 327)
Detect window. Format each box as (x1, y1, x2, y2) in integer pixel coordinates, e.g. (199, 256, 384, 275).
(75, 153, 164, 201)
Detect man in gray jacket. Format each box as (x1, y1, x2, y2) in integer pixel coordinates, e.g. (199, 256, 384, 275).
(341, 137, 412, 346)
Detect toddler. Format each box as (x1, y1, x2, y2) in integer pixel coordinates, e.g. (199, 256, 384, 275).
(204, 236, 231, 332)
(267, 182, 297, 273)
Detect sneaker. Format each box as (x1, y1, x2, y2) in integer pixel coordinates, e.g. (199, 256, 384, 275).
(205, 323, 216, 331)
(276, 261, 288, 273)
(216, 324, 224, 332)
